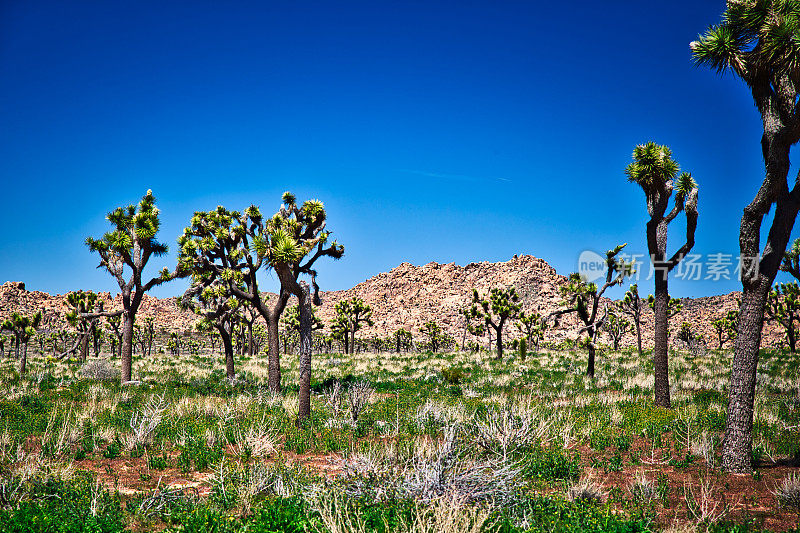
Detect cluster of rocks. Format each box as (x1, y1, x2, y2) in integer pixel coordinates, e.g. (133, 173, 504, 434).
(0, 255, 789, 349)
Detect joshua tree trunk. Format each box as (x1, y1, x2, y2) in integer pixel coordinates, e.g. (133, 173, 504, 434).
(80, 332, 89, 362)
(19, 342, 27, 374)
(121, 313, 134, 383)
(723, 172, 799, 472)
(297, 283, 313, 425)
(634, 318, 643, 356)
(267, 314, 281, 391)
(219, 327, 235, 379)
(650, 216, 672, 408)
(723, 280, 770, 472)
(586, 342, 595, 379)
(495, 326, 504, 359)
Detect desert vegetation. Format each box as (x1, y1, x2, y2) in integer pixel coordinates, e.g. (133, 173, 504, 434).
(5, 2, 800, 532)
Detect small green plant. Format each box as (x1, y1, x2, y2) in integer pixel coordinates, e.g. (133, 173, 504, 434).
(103, 439, 122, 459)
(441, 366, 465, 385)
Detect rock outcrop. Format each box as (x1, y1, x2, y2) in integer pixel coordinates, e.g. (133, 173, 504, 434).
(0, 255, 788, 349)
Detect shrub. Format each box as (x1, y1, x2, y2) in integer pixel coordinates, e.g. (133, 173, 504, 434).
(520, 445, 581, 482)
(78, 359, 120, 381)
(773, 472, 800, 510)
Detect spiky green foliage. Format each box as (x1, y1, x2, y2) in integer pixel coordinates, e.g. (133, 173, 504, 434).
(692, 0, 800, 78)
(766, 282, 800, 352)
(781, 237, 800, 280)
(331, 298, 373, 354)
(178, 192, 344, 398)
(468, 286, 522, 358)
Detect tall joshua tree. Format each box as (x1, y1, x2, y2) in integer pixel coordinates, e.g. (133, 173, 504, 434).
(693, 1, 800, 471)
(178, 193, 343, 422)
(618, 284, 644, 357)
(1, 311, 42, 374)
(468, 287, 522, 359)
(86, 190, 184, 383)
(552, 244, 634, 378)
(626, 143, 699, 408)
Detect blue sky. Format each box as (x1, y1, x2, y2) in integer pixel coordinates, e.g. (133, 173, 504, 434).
(1, 1, 796, 299)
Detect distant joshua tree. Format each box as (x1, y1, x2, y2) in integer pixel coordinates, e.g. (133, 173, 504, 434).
(64, 290, 103, 362)
(552, 244, 633, 378)
(627, 142, 699, 409)
(331, 297, 373, 355)
(516, 311, 547, 352)
(468, 287, 522, 359)
(604, 311, 631, 351)
(766, 283, 800, 353)
(180, 280, 242, 378)
(392, 328, 412, 353)
(420, 321, 447, 353)
(712, 309, 740, 350)
(85, 190, 185, 383)
(1, 310, 42, 374)
(618, 284, 644, 356)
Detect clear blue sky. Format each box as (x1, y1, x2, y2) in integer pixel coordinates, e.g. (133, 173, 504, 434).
(1, 1, 796, 299)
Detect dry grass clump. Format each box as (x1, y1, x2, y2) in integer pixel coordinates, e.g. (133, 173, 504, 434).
(125, 393, 168, 450)
(78, 358, 120, 380)
(567, 477, 605, 504)
(773, 472, 800, 510)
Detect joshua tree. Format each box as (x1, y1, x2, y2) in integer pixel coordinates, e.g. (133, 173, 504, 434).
(626, 142, 699, 409)
(180, 281, 242, 378)
(604, 311, 631, 351)
(551, 244, 634, 378)
(85, 190, 185, 383)
(618, 284, 645, 356)
(461, 306, 486, 351)
(178, 194, 344, 399)
(331, 297, 373, 355)
(693, 0, 800, 473)
(765, 282, 800, 352)
(105, 315, 123, 359)
(64, 290, 103, 362)
(392, 328, 412, 353)
(420, 321, 446, 353)
(133, 317, 155, 358)
(1, 311, 42, 374)
(516, 310, 547, 352)
(468, 287, 522, 359)
(712, 310, 740, 350)
(239, 301, 261, 357)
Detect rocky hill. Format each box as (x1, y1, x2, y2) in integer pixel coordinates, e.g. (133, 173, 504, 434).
(0, 255, 787, 349)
